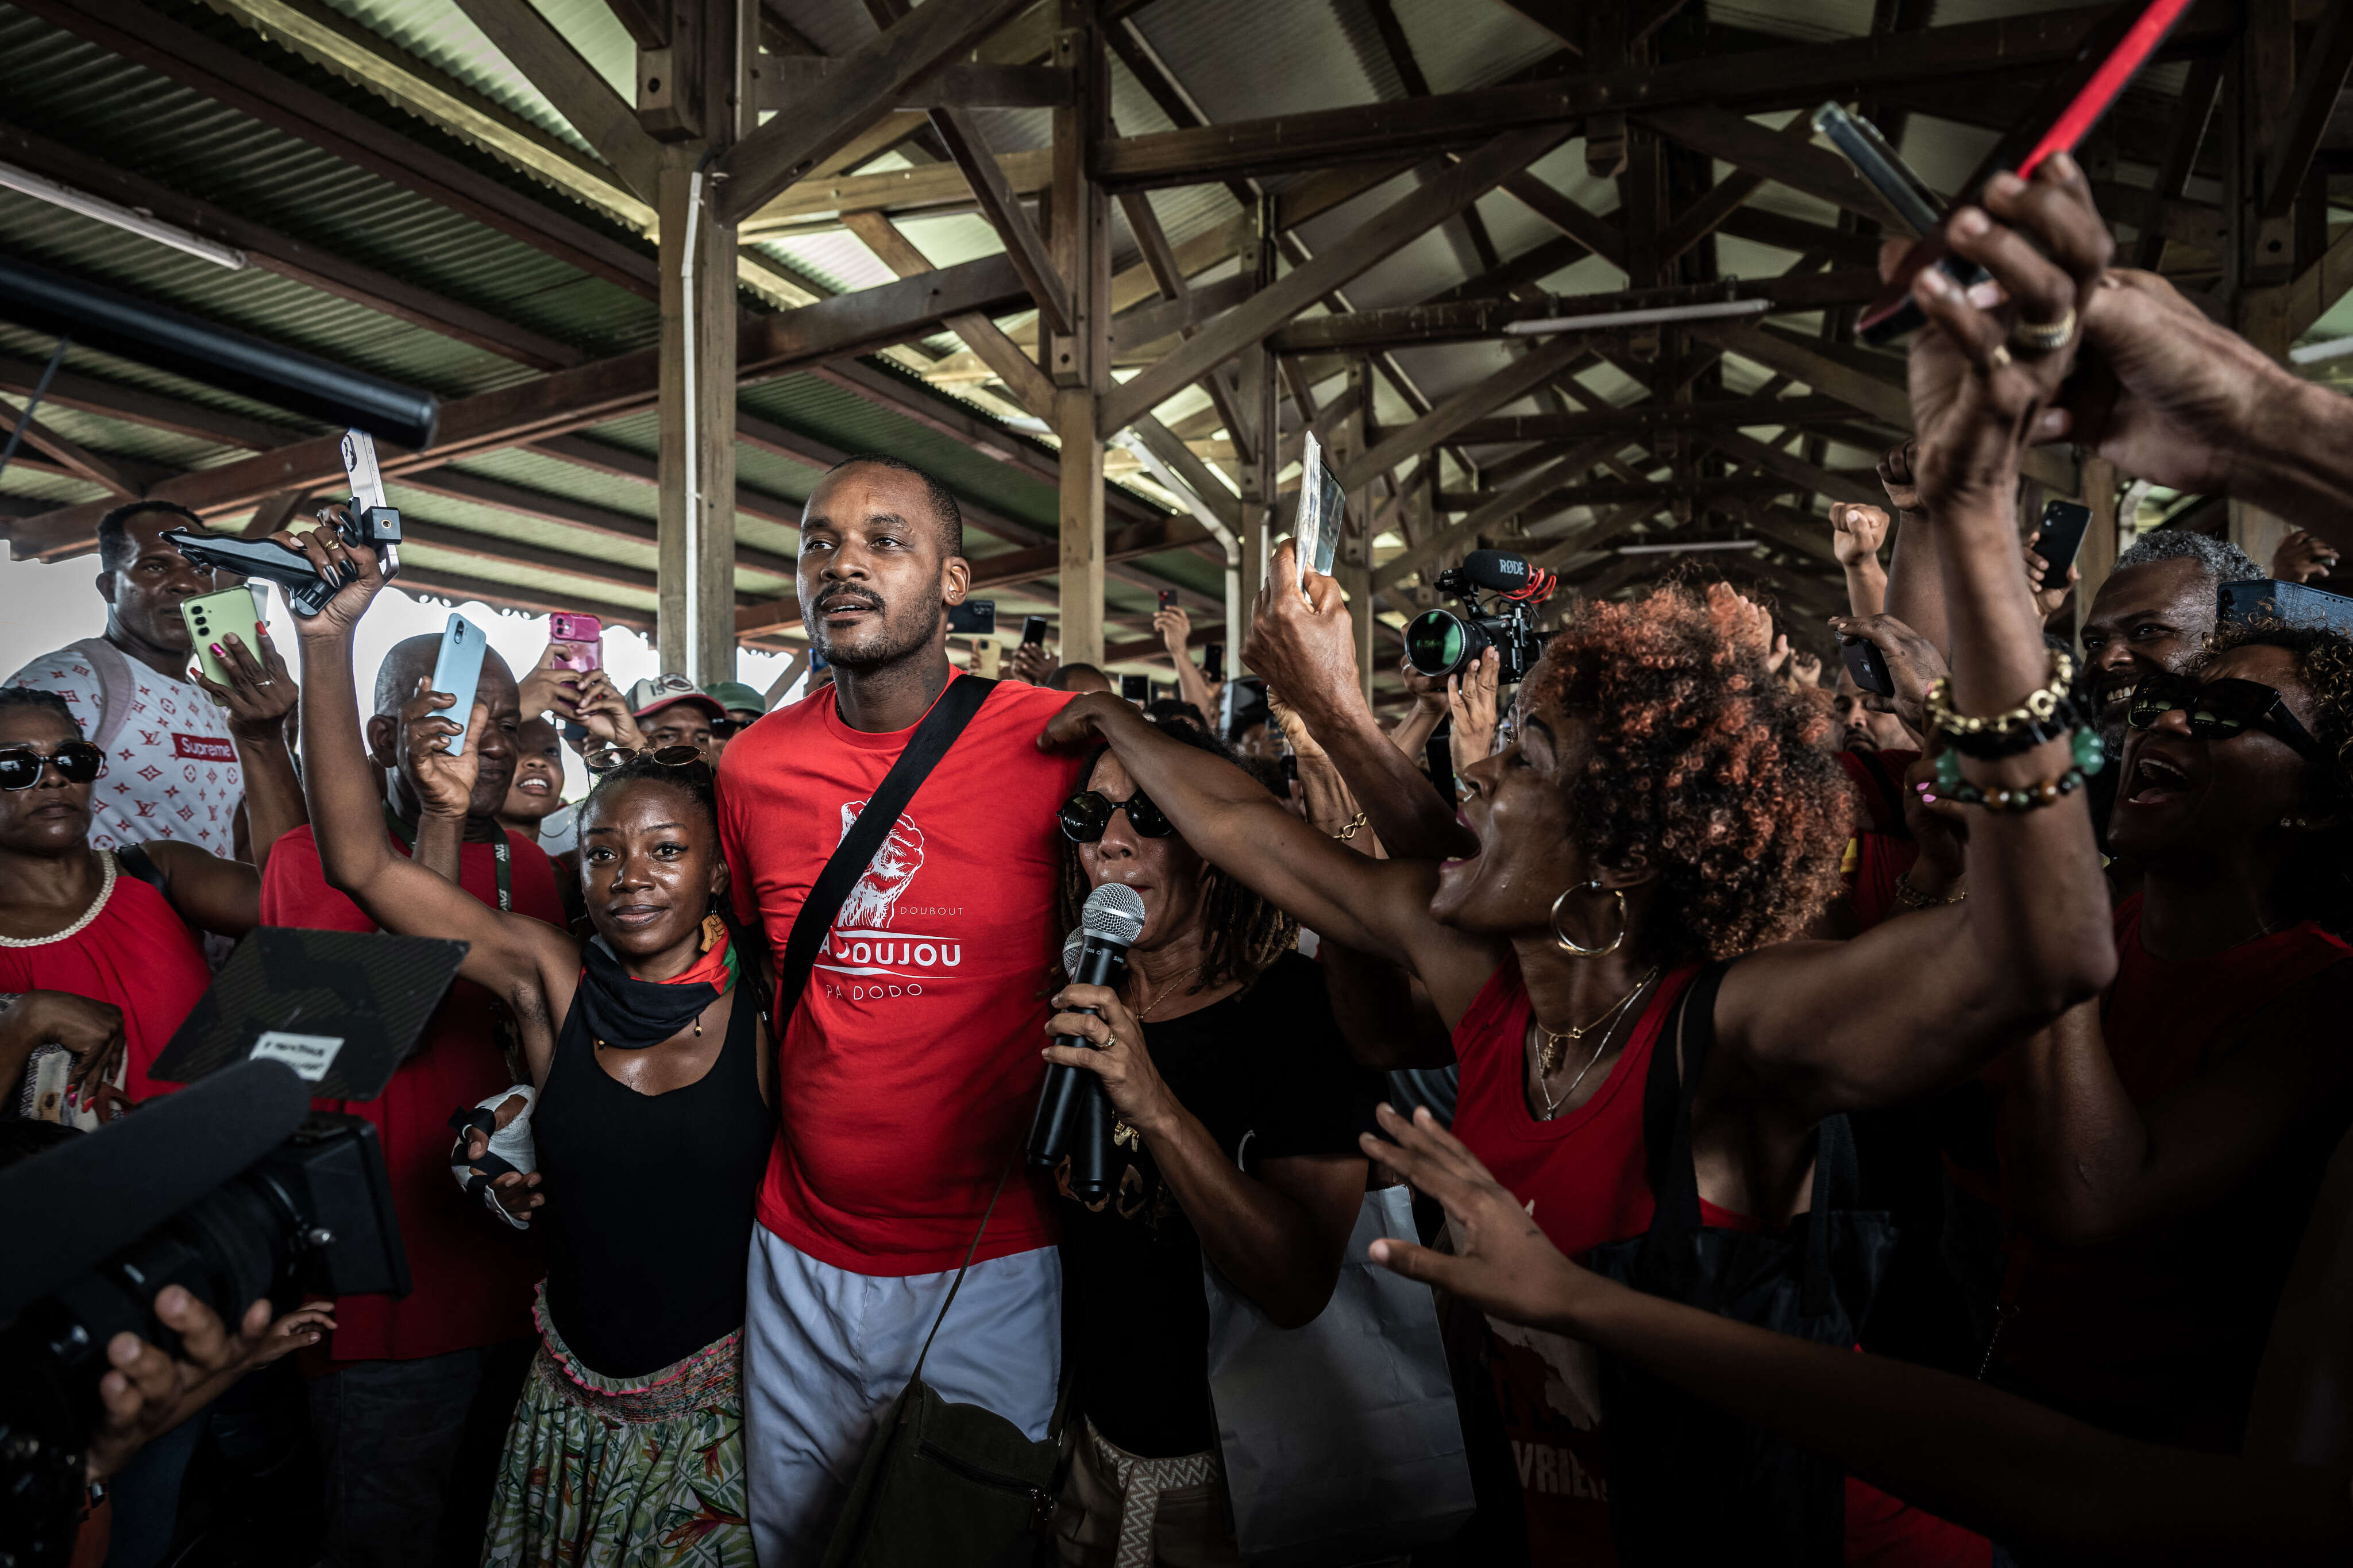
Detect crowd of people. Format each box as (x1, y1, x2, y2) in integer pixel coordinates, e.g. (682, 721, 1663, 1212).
(13, 153, 2353, 1568)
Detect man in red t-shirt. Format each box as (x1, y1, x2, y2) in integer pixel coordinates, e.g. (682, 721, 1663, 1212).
(264, 631, 556, 1568)
(720, 455, 1082, 1562)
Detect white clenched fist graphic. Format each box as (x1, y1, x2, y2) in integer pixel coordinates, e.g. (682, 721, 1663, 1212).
(838, 801, 925, 929)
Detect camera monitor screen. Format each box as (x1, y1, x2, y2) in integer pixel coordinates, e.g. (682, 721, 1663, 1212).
(149, 928, 469, 1102)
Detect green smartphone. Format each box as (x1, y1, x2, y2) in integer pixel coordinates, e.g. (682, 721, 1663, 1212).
(182, 586, 266, 686)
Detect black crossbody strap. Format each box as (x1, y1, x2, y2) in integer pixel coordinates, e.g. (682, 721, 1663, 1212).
(774, 675, 996, 1021)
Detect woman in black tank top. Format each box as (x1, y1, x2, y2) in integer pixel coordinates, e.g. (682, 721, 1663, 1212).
(292, 553, 771, 1568)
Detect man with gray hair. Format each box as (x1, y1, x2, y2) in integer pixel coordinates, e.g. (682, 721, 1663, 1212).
(2078, 529, 2262, 729)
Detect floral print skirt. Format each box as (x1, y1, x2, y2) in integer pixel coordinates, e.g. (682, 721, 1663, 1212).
(481, 1287, 753, 1568)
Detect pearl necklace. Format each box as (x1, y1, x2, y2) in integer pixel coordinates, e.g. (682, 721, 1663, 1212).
(0, 849, 118, 948)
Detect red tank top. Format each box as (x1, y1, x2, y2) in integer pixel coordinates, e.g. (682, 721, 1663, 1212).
(1452, 956, 1988, 1567)
(1990, 895, 2353, 1449)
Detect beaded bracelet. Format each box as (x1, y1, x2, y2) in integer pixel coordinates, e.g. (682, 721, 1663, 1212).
(1934, 727, 2107, 796)
(1930, 761, 2091, 813)
(1924, 650, 2089, 760)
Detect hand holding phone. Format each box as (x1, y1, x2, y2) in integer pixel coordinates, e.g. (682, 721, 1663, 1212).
(2030, 500, 2093, 575)
(429, 613, 489, 756)
(547, 612, 602, 673)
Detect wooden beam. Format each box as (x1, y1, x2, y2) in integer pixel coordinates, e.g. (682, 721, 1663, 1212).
(1635, 105, 1914, 231)
(0, 401, 140, 497)
(2133, 55, 2223, 270)
(1099, 126, 1571, 435)
(1654, 109, 1864, 264)
(8, 255, 1032, 559)
(2262, 0, 2353, 219)
(735, 149, 1054, 235)
(0, 354, 294, 451)
(1498, 174, 1627, 270)
(1274, 268, 1879, 353)
(1094, 5, 2167, 189)
(1371, 437, 1621, 592)
(756, 59, 1070, 109)
(713, 0, 1035, 226)
(1337, 337, 1591, 491)
(1131, 416, 1241, 531)
(1704, 427, 1883, 508)
(842, 211, 1056, 418)
(1397, 393, 1856, 447)
(393, 467, 793, 579)
(447, 0, 661, 200)
(13, 0, 660, 300)
(2256, 218, 2353, 345)
(928, 107, 1073, 338)
(0, 120, 588, 373)
(392, 565, 654, 629)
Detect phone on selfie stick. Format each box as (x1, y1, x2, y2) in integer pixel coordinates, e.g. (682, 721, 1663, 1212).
(1821, 0, 2199, 345)
(430, 614, 489, 756)
(158, 429, 405, 616)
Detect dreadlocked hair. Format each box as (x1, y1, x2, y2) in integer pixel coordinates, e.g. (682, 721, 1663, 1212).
(2205, 616, 2353, 931)
(1052, 717, 1297, 998)
(1522, 580, 1853, 965)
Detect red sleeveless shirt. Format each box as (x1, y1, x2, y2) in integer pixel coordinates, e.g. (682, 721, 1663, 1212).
(1452, 956, 1988, 1567)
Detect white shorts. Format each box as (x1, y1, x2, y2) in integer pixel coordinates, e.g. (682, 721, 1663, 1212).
(742, 1227, 1062, 1566)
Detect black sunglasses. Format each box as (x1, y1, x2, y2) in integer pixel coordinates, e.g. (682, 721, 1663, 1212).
(1059, 789, 1174, 843)
(0, 740, 105, 791)
(2126, 672, 2330, 767)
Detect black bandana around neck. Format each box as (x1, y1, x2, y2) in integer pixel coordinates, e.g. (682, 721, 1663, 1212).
(574, 932, 731, 1051)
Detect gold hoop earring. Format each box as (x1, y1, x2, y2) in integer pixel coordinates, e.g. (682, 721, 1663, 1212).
(1550, 880, 1627, 958)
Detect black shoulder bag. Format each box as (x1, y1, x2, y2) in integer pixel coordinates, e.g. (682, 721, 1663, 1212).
(1585, 961, 1900, 1566)
(787, 677, 1064, 1568)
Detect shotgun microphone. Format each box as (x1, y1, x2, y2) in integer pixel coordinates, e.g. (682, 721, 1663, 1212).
(1025, 883, 1145, 1198)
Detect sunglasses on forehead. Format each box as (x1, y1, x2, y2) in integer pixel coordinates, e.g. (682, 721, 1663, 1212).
(0, 741, 104, 790)
(2125, 671, 2331, 767)
(1059, 789, 1175, 843)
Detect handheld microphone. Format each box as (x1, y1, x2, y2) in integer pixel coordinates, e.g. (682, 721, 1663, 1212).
(1026, 883, 1145, 1198)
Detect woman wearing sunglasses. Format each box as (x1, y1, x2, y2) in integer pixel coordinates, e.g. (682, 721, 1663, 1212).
(1042, 714, 1381, 1566)
(0, 635, 303, 1125)
(1965, 619, 2353, 1457)
(281, 526, 771, 1568)
(1039, 157, 2121, 1561)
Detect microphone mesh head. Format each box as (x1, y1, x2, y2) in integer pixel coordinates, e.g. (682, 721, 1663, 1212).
(1080, 882, 1147, 945)
(1061, 926, 1086, 975)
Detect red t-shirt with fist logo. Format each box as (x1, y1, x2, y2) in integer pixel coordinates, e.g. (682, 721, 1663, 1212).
(718, 674, 1085, 1275)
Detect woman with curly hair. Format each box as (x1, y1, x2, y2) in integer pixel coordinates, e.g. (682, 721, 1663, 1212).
(1974, 615, 2353, 1458)
(1038, 714, 1382, 1566)
(1040, 155, 2120, 1564)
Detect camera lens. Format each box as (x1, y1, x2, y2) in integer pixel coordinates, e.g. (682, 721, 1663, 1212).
(1405, 609, 1487, 679)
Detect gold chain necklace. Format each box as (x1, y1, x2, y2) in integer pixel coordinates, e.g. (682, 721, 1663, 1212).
(1133, 961, 1205, 1019)
(1531, 967, 1660, 1119)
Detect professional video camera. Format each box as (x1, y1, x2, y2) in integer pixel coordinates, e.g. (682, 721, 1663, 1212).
(161, 430, 403, 617)
(1403, 549, 1557, 685)
(0, 1063, 407, 1565)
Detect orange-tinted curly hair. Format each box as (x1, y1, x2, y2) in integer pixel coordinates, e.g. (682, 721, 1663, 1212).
(1522, 582, 1853, 964)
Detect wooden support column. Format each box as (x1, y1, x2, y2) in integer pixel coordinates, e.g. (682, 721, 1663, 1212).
(654, 0, 744, 685)
(1054, 0, 1108, 667)
(1329, 360, 1375, 701)
(2231, 2, 2297, 570)
(2073, 455, 2119, 647)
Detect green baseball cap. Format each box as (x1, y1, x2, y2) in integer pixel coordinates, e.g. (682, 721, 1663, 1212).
(705, 680, 768, 718)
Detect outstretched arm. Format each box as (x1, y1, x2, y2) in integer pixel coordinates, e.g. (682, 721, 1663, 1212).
(278, 520, 575, 1042)
(1040, 694, 1502, 1022)
(1876, 441, 1950, 656)
(1716, 158, 2117, 1122)
(1364, 1104, 2353, 1566)
(1242, 542, 1475, 861)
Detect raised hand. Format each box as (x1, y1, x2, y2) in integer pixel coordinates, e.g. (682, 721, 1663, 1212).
(1243, 539, 1363, 731)
(1036, 690, 1129, 752)
(1007, 642, 1059, 688)
(2024, 540, 2081, 619)
(1877, 439, 1924, 517)
(570, 670, 643, 751)
(1398, 655, 1448, 716)
(1829, 502, 1890, 567)
(400, 677, 482, 820)
(268, 509, 387, 642)
(1154, 604, 1193, 659)
(191, 627, 296, 738)
(517, 642, 583, 724)
(2273, 529, 2340, 584)
(1789, 649, 1824, 688)
(1360, 1103, 1594, 1332)
(1824, 613, 1948, 736)
(1448, 647, 1500, 776)
(85, 1287, 273, 1483)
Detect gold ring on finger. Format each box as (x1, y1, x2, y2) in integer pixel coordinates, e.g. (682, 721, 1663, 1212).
(1986, 343, 2013, 370)
(2008, 307, 2077, 354)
